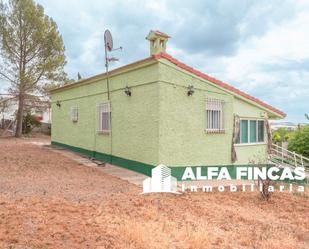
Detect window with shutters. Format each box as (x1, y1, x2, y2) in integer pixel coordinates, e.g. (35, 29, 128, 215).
(205, 98, 224, 133)
(71, 106, 78, 122)
(97, 102, 111, 133)
(236, 119, 265, 144)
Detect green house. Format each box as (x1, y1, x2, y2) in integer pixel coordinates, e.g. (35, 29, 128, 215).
(50, 30, 285, 177)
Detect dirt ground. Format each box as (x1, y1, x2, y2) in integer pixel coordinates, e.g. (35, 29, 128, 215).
(0, 137, 308, 249)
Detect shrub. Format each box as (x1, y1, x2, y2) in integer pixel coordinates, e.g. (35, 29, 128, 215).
(272, 128, 292, 143)
(22, 112, 41, 134)
(288, 126, 309, 157)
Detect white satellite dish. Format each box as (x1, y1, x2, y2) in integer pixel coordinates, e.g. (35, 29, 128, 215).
(103, 29, 122, 100)
(104, 30, 113, 51)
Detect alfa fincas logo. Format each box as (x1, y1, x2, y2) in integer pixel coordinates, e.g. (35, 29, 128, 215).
(141, 165, 307, 195)
(142, 164, 180, 194)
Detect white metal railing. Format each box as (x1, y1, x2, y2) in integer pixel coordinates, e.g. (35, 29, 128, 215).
(270, 143, 309, 169)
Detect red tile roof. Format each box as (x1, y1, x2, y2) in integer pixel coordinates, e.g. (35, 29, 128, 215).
(50, 56, 156, 93)
(51, 48, 285, 118)
(153, 52, 286, 118)
(153, 30, 171, 38)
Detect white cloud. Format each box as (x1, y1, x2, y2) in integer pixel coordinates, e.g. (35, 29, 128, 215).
(213, 9, 309, 109)
(2, 0, 306, 122)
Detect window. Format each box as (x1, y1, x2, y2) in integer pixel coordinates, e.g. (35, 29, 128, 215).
(257, 120, 265, 142)
(236, 119, 265, 144)
(97, 102, 111, 133)
(71, 106, 78, 122)
(240, 120, 248, 143)
(250, 120, 257, 143)
(205, 98, 224, 133)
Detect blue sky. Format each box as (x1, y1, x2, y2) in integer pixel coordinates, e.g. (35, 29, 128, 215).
(1, 0, 309, 123)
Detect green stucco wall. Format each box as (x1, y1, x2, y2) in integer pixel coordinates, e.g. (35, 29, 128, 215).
(52, 62, 160, 168)
(51, 57, 272, 172)
(157, 60, 268, 166)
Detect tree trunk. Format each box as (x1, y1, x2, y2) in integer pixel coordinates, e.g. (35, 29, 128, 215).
(15, 94, 24, 137)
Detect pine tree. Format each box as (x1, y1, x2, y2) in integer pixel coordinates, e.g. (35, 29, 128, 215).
(0, 0, 67, 137)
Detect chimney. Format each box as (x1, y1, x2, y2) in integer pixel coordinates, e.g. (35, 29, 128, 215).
(146, 30, 170, 56)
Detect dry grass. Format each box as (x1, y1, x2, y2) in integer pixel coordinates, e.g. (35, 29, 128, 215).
(0, 137, 308, 249)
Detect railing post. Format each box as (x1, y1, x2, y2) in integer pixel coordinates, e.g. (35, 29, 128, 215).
(301, 155, 304, 167)
(293, 152, 297, 167)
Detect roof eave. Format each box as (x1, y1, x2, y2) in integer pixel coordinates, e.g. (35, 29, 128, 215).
(156, 52, 286, 119)
(50, 56, 158, 94)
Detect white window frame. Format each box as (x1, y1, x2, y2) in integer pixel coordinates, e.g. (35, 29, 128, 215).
(70, 106, 78, 122)
(205, 97, 225, 133)
(97, 102, 111, 133)
(236, 118, 266, 146)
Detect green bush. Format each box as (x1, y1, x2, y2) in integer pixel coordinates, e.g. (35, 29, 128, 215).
(272, 128, 292, 143)
(272, 132, 281, 143)
(22, 112, 41, 134)
(288, 126, 309, 157)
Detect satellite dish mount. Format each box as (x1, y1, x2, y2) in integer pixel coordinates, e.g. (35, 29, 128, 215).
(104, 30, 122, 100)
